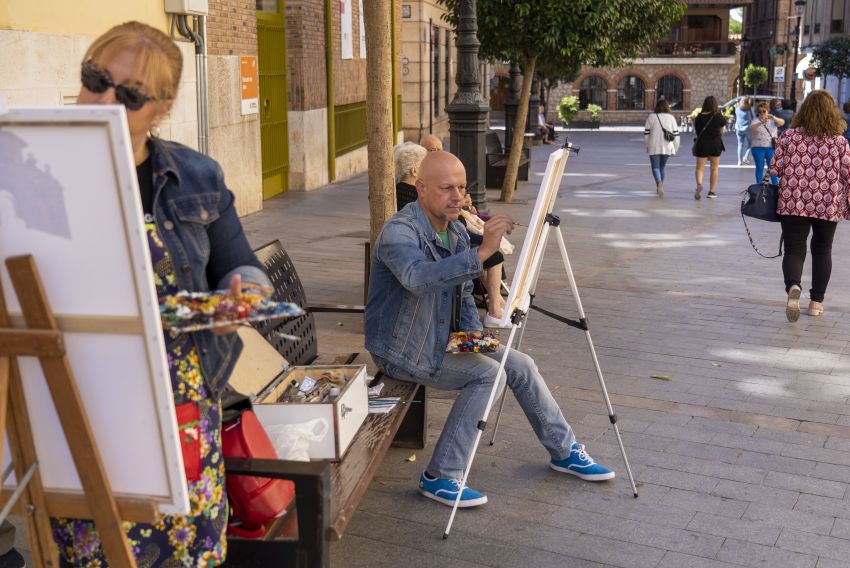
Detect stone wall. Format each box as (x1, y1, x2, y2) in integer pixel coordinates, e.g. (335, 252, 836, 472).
(547, 59, 737, 124)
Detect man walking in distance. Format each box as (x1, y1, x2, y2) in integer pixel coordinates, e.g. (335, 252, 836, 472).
(365, 151, 615, 508)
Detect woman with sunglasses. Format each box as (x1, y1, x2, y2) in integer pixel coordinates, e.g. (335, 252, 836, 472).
(52, 21, 270, 566)
(748, 101, 784, 186)
(769, 90, 850, 322)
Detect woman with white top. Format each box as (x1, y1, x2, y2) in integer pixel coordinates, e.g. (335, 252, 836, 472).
(644, 99, 680, 197)
(749, 101, 784, 185)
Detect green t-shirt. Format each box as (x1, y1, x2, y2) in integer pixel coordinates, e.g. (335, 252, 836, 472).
(436, 230, 450, 249)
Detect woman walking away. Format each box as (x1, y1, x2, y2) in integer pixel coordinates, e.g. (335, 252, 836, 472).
(52, 21, 272, 566)
(735, 97, 755, 166)
(749, 102, 784, 185)
(644, 98, 680, 197)
(693, 96, 726, 200)
(769, 90, 850, 322)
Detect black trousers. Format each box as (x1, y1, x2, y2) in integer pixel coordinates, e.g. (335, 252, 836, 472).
(780, 215, 838, 303)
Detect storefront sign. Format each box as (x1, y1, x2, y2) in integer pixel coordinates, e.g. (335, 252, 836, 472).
(240, 55, 259, 116)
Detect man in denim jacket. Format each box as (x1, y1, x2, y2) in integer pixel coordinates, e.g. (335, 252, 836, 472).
(366, 152, 614, 509)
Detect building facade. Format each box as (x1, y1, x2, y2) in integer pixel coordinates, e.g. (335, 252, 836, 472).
(1, 1, 402, 215)
(743, 0, 805, 100)
(796, 0, 850, 103)
(546, 1, 748, 124)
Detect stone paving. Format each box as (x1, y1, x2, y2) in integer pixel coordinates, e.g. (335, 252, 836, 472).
(241, 130, 850, 568)
(15, 130, 850, 567)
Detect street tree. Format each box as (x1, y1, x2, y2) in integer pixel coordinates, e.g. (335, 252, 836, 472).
(364, 1, 396, 244)
(440, 0, 685, 202)
(743, 64, 768, 95)
(812, 35, 850, 105)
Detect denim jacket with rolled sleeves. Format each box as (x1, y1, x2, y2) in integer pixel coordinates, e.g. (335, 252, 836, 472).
(149, 138, 271, 399)
(365, 201, 483, 380)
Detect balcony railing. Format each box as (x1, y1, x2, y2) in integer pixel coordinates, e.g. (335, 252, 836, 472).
(648, 41, 738, 57)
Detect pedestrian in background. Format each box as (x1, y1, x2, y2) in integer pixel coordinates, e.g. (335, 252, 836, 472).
(692, 96, 726, 200)
(769, 90, 850, 322)
(749, 101, 784, 185)
(772, 99, 795, 137)
(394, 141, 427, 210)
(735, 97, 755, 166)
(644, 98, 680, 198)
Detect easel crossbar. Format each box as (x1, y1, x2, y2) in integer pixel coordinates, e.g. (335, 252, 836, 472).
(0, 330, 65, 357)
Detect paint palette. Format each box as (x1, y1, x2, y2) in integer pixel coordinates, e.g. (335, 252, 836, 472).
(446, 332, 500, 354)
(159, 289, 304, 332)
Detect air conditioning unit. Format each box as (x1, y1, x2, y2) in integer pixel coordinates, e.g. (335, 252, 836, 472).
(164, 0, 208, 16)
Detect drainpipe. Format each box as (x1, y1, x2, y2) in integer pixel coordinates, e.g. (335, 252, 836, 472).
(325, 0, 336, 182)
(176, 15, 210, 155)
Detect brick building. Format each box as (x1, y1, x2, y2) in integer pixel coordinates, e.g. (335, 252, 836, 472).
(795, 0, 850, 103)
(1, 1, 403, 212)
(546, 0, 749, 124)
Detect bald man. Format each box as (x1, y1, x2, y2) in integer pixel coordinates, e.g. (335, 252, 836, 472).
(365, 152, 614, 510)
(419, 133, 443, 152)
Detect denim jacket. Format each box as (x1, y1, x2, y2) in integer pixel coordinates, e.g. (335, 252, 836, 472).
(365, 201, 483, 379)
(149, 138, 270, 398)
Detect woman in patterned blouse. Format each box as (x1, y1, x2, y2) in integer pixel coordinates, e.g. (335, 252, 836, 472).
(769, 90, 850, 322)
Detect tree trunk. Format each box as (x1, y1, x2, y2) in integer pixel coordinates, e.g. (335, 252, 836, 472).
(499, 54, 537, 203)
(364, 0, 396, 245)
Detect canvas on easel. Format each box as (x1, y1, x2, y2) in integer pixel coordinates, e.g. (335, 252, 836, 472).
(498, 148, 570, 327)
(0, 106, 189, 516)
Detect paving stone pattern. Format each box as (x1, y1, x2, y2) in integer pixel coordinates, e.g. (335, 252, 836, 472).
(239, 130, 850, 567)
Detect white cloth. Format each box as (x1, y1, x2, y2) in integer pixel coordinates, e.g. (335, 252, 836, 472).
(644, 112, 681, 156)
(459, 210, 514, 255)
(751, 118, 779, 148)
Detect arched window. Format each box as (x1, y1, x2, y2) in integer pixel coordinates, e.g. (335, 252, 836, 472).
(656, 75, 684, 110)
(616, 76, 645, 110)
(578, 76, 608, 109)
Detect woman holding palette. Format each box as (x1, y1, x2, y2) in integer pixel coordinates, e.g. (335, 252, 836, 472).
(52, 21, 271, 566)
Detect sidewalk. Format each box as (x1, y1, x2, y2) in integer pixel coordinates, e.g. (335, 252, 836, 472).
(242, 131, 850, 567)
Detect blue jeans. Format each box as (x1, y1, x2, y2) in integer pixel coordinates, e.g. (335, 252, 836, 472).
(374, 347, 575, 479)
(736, 129, 753, 163)
(649, 154, 669, 183)
(751, 146, 778, 185)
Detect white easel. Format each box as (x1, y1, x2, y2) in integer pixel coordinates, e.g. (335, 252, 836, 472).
(443, 141, 637, 539)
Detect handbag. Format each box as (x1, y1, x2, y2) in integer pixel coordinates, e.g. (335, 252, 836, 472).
(656, 113, 676, 142)
(691, 113, 719, 156)
(221, 387, 295, 538)
(740, 178, 783, 258)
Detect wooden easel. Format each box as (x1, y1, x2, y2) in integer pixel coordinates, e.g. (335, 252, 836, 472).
(0, 255, 159, 568)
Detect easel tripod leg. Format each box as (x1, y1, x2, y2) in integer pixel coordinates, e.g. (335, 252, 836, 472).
(444, 324, 519, 539)
(553, 229, 639, 498)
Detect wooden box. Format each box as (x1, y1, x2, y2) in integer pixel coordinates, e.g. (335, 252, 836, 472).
(253, 365, 368, 460)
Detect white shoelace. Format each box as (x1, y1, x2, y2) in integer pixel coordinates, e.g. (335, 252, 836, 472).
(574, 444, 595, 464)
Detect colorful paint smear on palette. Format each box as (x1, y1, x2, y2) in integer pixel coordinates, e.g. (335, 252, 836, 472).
(159, 289, 304, 332)
(446, 332, 500, 354)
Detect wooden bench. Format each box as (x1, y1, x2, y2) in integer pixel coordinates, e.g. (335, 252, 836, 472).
(224, 240, 426, 568)
(485, 131, 530, 189)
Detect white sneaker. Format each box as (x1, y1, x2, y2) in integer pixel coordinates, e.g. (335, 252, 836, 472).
(483, 313, 509, 328)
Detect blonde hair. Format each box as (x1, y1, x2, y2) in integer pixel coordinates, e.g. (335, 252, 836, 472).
(393, 142, 428, 183)
(740, 97, 753, 110)
(791, 90, 848, 138)
(83, 21, 182, 101)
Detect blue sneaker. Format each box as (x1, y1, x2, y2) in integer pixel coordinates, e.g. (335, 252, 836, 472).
(418, 472, 488, 508)
(550, 443, 615, 481)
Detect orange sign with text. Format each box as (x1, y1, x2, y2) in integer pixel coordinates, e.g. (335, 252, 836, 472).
(240, 55, 259, 115)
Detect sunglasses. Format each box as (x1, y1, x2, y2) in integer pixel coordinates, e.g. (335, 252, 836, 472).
(80, 61, 158, 111)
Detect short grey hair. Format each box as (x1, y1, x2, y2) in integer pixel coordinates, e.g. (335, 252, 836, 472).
(393, 142, 428, 183)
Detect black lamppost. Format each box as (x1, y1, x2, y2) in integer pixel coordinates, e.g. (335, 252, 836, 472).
(789, 0, 806, 106)
(447, 0, 490, 211)
(739, 36, 750, 96)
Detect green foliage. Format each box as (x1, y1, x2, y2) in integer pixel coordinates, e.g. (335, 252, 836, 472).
(743, 64, 769, 93)
(586, 104, 603, 121)
(557, 96, 580, 124)
(439, 0, 686, 72)
(812, 36, 850, 82)
(729, 8, 742, 36)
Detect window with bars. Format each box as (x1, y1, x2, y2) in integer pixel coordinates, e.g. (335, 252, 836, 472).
(578, 76, 608, 109)
(433, 27, 441, 117)
(656, 75, 684, 110)
(831, 19, 843, 32)
(445, 32, 451, 109)
(616, 75, 645, 110)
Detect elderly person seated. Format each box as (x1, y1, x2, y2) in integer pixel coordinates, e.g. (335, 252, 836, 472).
(420, 133, 443, 152)
(394, 141, 428, 210)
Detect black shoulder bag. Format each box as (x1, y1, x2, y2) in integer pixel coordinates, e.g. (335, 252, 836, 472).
(656, 113, 676, 142)
(740, 177, 783, 258)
